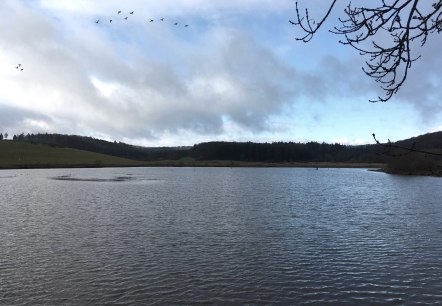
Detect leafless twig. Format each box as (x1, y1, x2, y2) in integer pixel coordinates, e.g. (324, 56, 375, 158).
(292, 1, 442, 102)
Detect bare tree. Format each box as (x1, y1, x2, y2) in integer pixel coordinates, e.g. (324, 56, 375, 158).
(291, 1, 442, 102)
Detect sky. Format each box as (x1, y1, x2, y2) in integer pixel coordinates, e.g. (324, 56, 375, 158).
(0, 0, 441, 147)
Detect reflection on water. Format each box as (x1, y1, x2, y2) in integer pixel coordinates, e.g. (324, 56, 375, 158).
(1, 167, 442, 305)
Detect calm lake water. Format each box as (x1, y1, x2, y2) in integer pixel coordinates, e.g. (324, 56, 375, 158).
(1, 167, 442, 305)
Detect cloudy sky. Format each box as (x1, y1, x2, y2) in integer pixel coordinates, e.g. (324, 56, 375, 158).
(1, 0, 441, 146)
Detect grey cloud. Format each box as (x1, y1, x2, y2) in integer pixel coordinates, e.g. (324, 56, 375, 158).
(0, 103, 52, 132)
(394, 33, 442, 121)
(188, 29, 298, 131)
(79, 27, 308, 137)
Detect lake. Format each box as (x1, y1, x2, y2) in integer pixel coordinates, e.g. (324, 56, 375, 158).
(1, 167, 442, 305)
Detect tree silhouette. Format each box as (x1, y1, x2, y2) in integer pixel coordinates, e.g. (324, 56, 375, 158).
(291, 1, 442, 102)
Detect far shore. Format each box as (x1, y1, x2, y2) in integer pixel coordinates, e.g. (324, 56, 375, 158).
(3, 161, 441, 177)
(0, 160, 387, 170)
(140, 160, 387, 169)
(372, 167, 442, 177)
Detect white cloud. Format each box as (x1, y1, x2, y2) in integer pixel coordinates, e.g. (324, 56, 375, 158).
(0, 1, 309, 141)
(0, 0, 441, 145)
(429, 125, 442, 133)
(331, 137, 370, 146)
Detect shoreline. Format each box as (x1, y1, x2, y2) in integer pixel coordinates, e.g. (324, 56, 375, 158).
(373, 168, 442, 177)
(0, 161, 387, 170)
(2, 161, 440, 177)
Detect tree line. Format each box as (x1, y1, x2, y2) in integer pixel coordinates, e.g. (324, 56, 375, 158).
(190, 141, 385, 163)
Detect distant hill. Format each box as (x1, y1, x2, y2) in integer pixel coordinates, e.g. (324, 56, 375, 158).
(377, 131, 442, 176)
(0, 141, 147, 169)
(12, 133, 189, 161)
(7, 132, 441, 173)
(394, 131, 442, 150)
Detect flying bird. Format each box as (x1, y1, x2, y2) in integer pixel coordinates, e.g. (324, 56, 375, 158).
(184, 24, 189, 27)
(174, 22, 178, 25)
(160, 18, 164, 21)
(117, 11, 121, 14)
(130, 11, 134, 14)
(18, 64, 21, 67)
(124, 17, 128, 20)
(96, 20, 99, 24)
(110, 19, 112, 23)
(150, 19, 154, 22)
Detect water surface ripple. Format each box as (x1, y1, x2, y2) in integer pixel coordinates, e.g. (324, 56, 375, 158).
(1, 167, 442, 305)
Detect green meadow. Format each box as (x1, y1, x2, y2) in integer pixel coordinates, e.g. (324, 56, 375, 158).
(0, 141, 146, 169)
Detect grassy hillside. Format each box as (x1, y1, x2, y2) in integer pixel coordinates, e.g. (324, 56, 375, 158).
(0, 141, 147, 169)
(15, 133, 189, 161)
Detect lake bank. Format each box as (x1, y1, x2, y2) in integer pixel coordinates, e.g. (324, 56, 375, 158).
(5, 161, 442, 177)
(141, 160, 387, 169)
(375, 167, 442, 177)
(0, 158, 386, 170)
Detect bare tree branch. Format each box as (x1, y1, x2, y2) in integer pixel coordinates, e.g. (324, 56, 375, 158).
(291, 1, 442, 102)
(291, 0, 338, 42)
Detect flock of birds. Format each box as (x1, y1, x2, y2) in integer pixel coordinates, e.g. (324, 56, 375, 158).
(14, 10, 191, 72)
(95, 10, 190, 28)
(13, 15, 297, 73)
